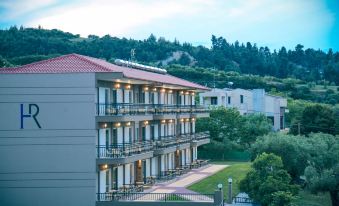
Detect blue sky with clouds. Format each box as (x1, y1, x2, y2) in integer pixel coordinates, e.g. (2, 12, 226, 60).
(0, 0, 338, 51)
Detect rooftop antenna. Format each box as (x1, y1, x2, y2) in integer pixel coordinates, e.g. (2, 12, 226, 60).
(213, 67, 216, 89)
(228, 82, 234, 89)
(130, 49, 135, 62)
(127, 48, 135, 68)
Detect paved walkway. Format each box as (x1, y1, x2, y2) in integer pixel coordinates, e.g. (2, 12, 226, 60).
(145, 164, 228, 195)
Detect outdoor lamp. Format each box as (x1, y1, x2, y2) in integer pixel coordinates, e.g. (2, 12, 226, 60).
(228, 177, 233, 184)
(217, 183, 223, 190)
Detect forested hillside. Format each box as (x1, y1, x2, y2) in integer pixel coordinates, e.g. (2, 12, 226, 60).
(0, 26, 338, 84)
(0, 26, 338, 105)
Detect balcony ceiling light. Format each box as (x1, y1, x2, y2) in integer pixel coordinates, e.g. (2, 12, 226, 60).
(144, 86, 149, 91)
(161, 88, 166, 93)
(125, 84, 131, 89)
(152, 88, 157, 92)
(114, 83, 121, 89)
(126, 122, 131, 126)
(115, 122, 121, 127)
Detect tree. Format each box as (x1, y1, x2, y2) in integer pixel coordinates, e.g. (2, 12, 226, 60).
(0, 55, 13, 67)
(239, 153, 299, 206)
(240, 114, 272, 148)
(250, 133, 310, 181)
(196, 107, 244, 144)
(304, 133, 339, 206)
(196, 107, 272, 149)
(298, 104, 336, 135)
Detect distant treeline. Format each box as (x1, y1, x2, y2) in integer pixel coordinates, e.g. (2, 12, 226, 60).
(0, 26, 338, 85)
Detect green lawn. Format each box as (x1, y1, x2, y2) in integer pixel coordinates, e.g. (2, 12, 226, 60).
(293, 190, 331, 206)
(187, 162, 251, 202)
(188, 161, 333, 206)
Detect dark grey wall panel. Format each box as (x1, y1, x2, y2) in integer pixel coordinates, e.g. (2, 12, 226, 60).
(0, 73, 97, 206)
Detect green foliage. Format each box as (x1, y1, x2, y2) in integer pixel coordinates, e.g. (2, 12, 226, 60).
(0, 55, 14, 67)
(187, 162, 251, 202)
(196, 107, 272, 151)
(290, 104, 337, 135)
(271, 191, 296, 206)
(9, 54, 61, 65)
(239, 153, 299, 206)
(303, 133, 339, 206)
(0, 27, 338, 104)
(241, 114, 273, 147)
(250, 133, 310, 181)
(286, 101, 339, 135)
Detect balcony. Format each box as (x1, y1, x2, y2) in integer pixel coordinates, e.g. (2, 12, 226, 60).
(191, 131, 210, 147)
(96, 103, 209, 116)
(153, 135, 178, 155)
(96, 132, 210, 164)
(96, 141, 154, 164)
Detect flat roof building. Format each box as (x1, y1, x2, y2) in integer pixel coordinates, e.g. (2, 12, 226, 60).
(0, 54, 211, 206)
(200, 88, 287, 131)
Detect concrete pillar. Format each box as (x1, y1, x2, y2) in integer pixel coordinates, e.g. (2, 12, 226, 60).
(214, 189, 223, 206)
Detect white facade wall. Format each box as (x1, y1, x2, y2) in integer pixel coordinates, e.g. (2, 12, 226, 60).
(200, 88, 286, 130)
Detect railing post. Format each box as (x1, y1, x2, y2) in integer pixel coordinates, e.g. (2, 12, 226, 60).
(214, 189, 223, 206)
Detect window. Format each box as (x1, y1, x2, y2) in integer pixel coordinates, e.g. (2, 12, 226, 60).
(105, 129, 110, 148)
(141, 127, 146, 141)
(140, 91, 145, 103)
(112, 128, 117, 144)
(111, 167, 118, 190)
(227, 96, 231, 104)
(150, 92, 155, 104)
(150, 125, 154, 140)
(240, 95, 244, 104)
(111, 89, 117, 103)
(211, 97, 218, 105)
(106, 170, 110, 192)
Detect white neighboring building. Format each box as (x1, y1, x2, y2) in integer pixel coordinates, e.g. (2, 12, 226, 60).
(200, 88, 287, 131)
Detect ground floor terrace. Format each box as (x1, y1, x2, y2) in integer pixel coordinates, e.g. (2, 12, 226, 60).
(96, 163, 227, 205)
(97, 147, 209, 195)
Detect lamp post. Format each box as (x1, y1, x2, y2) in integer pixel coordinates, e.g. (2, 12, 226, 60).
(215, 183, 224, 205)
(217, 183, 223, 191)
(228, 177, 233, 204)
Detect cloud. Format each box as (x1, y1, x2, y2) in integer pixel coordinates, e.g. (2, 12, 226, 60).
(26, 0, 208, 37)
(0, 0, 336, 50)
(0, 0, 57, 20)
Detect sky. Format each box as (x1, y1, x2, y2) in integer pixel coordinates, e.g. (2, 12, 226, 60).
(0, 0, 338, 51)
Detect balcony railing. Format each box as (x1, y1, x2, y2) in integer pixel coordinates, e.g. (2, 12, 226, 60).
(97, 141, 153, 158)
(154, 135, 177, 148)
(97, 192, 214, 202)
(192, 131, 210, 140)
(97, 103, 208, 116)
(97, 132, 210, 159)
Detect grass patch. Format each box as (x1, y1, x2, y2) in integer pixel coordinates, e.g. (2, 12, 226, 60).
(163, 194, 189, 202)
(187, 162, 251, 203)
(293, 190, 331, 206)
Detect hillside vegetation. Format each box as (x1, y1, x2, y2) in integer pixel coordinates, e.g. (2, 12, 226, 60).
(0, 26, 338, 105)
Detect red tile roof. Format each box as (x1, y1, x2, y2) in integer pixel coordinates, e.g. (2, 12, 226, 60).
(0, 54, 209, 90)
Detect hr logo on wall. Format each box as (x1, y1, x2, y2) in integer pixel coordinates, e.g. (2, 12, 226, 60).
(20, 104, 41, 129)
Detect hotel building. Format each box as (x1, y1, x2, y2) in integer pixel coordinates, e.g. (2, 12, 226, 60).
(0, 54, 210, 206)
